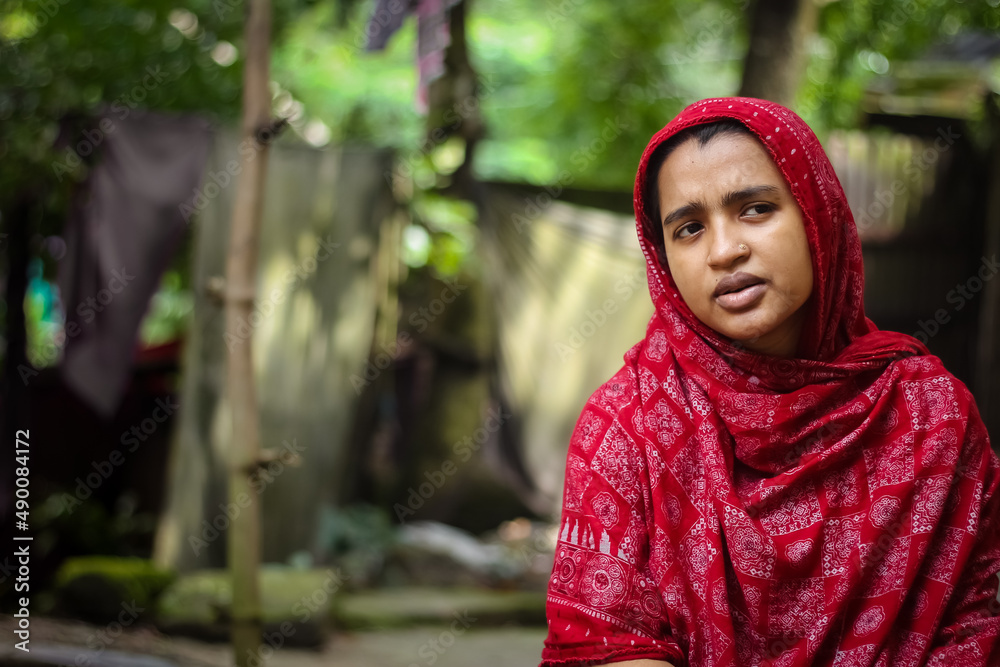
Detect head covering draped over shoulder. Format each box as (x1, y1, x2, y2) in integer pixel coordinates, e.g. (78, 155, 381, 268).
(541, 97, 1000, 667)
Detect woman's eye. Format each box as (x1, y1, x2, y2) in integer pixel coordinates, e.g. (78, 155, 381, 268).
(676, 222, 703, 239)
(744, 203, 774, 217)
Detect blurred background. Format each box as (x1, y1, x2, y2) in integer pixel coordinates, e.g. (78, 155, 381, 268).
(1, 0, 999, 664)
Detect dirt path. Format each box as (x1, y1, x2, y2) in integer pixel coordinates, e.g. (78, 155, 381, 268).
(0, 615, 546, 666)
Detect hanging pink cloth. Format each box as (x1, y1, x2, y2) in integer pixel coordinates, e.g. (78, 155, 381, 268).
(540, 97, 1000, 666)
(364, 0, 462, 113)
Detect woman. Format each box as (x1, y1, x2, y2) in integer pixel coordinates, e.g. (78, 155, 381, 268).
(539, 97, 1000, 666)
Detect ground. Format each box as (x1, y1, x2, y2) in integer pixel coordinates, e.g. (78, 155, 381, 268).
(0, 614, 547, 666)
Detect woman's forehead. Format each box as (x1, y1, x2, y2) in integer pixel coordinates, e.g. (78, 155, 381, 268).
(656, 133, 788, 205)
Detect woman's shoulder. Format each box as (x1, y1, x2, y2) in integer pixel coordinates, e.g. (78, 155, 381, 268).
(887, 352, 949, 378)
(883, 352, 979, 409)
(883, 353, 995, 474)
(582, 358, 644, 419)
(569, 346, 651, 452)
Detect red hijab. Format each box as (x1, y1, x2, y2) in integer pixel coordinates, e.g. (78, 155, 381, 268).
(541, 97, 1000, 666)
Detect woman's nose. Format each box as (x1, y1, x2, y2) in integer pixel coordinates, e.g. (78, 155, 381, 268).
(706, 220, 747, 268)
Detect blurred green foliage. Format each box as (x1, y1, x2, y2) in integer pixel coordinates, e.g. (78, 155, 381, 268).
(799, 0, 1000, 131)
(0, 0, 306, 365)
(271, 0, 999, 194)
(3, 0, 998, 355)
(139, 269, 195, 346)
(4, 0, 998, 208)
(316, 503, 396, 587)
(55, 555, 175, 620)
(2, 0, 236, 205)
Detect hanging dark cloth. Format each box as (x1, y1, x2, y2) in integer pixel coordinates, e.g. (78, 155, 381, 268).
(56, 108, 212, 417)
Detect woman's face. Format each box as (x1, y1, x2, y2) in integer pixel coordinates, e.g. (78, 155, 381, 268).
(655, 132, 814, 357)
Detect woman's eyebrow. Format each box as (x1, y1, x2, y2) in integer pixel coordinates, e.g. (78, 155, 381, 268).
(661, 201, 705, 228)
(720, 184, 781, 208)
(660, 184, 782, 228)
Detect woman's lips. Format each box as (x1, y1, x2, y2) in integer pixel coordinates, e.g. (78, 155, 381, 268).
(715, 282, 767, 311)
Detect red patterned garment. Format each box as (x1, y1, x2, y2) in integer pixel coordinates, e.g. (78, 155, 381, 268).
(540, 97, 1000, 666)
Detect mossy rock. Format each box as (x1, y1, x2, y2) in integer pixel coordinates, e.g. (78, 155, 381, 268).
(334, 586, 546, 630)
(55, 556, 175, 622)
(155, 566, 345, 646)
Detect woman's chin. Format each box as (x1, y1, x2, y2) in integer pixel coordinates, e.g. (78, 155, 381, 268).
(710, 315, 775, 347)
(713, 322, 791, 356)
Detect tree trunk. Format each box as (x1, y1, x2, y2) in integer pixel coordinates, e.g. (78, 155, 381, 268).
(738, 0, 818, 106)
(226, 0, 272, 663)
(426, 0, 484, 200)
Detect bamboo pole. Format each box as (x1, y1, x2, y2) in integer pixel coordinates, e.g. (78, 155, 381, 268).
(225, 0, 272, 663)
